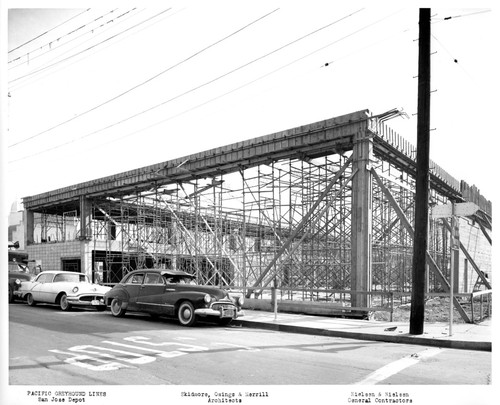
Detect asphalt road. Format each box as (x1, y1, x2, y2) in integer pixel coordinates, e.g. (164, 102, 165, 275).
(8, 302, 491, 386)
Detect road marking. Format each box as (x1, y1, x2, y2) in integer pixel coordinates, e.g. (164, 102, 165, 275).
(103, 341, 188, 359)
(355, 347, 444, 385)
(49, 336, 210, 371)
(49, 349, 135, 371)
(67, 344, 157, 364)
(213, 342, 260, 352)
(124, 336, 209, 352)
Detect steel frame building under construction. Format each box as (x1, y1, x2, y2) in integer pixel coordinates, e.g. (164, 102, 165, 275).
(22, 109, 492, 318)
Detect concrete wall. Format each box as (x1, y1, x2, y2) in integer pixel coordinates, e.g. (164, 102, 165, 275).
(243, 298, 347, 316)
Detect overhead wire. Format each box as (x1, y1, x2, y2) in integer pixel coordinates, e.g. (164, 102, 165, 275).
(90, 10, 405, 150)
(8, 8, 167, 93)
(431, 34, 477, 84)
(321, 9, 406, 67)
(8, 8, 91, 53)
(8, 8, 124, 68)
(8, 8, 365, 163)
(432, 9, 491, 24)
(430, 9, 492, 86)
(8, 8, 173, 87)
(8, 7, 279, 150)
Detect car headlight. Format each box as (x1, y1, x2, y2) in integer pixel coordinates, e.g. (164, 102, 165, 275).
(15, 279, 21, 285)
(204, 294, 212, 304)
(72, 287, 79, 293)
(238, 296, 244, 306)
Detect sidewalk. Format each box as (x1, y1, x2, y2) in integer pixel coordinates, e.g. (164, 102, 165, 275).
(233, 309, 492, 351)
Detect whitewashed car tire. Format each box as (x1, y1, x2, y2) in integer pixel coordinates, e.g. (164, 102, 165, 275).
(177, 301, 196, 326)
(110, 298, 126, 317)
(26, 294, 36, 306)
(60, 293, 71, 311)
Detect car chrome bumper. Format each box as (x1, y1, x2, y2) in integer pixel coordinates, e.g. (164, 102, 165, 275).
(67, 296, 106, 306)
(195, 308, 245, 318)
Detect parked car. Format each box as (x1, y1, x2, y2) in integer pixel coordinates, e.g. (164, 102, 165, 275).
(8, 262, 32, 303)
(15, 271, 111, 311)
(104, 269, 244, 326)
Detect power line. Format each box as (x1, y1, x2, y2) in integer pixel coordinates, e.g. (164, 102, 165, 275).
(95, 9, 400, 149)
(8, 8, 165, 93)
(8, 8, 364, 163)
(8, 9, 91, 53)
(440, 9, 491, 22)
(8, 9, 123, 68)
(86, 7, 364, 136)
(8, 8, 173, 87)
(321, 9, 405, 67)
(8, 8, 279, 150)
(431, 34, 476, 83)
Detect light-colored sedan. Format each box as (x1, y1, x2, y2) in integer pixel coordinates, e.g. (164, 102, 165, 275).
(15, 271, 111, 311)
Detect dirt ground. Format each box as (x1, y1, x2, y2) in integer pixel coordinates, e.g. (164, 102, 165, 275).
(371, 296, 491, 323)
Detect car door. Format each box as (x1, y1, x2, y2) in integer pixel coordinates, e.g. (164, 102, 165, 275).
(138, 273, 173, 315)
(121, 272, 145, 311)
(30, 273, 55, 302)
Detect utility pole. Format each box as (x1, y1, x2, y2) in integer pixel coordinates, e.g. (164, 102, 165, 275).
(410, 8, 431, 335)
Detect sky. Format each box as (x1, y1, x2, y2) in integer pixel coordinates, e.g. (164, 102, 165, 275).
(2, 1, 498, 211)
(1, 0, 499, 402)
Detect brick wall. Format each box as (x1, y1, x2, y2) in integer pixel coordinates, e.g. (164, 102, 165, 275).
(27, 241, 85, 273)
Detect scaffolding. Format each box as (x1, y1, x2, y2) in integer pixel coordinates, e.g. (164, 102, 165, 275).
(25, 111, 491, 315)
(83, 146, 456, 297)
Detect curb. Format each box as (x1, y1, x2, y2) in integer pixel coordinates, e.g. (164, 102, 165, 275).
(233, 320, 492, 352)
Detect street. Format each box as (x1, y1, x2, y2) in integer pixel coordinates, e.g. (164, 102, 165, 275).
(8, 302, 491, 387)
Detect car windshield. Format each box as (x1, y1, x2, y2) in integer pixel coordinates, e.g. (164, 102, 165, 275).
(8, 262, 29, 273)
(53, 273, 88, 283)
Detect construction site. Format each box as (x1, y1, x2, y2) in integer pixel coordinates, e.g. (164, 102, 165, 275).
(21, 109, 492, 322)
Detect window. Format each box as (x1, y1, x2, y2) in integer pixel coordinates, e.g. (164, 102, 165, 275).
(144, 273, 164, 285)
(36, 273, 54, 283)
(53, 273, 88, 283)
(126, 273, 144, 285)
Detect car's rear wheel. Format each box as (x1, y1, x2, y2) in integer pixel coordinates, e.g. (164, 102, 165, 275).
(8, 286, 14, 303)
(26, 294, 36, 306)
(110, 298, 126, 317)
(59, 293, 71, 311)
(177, 301, 196, 326)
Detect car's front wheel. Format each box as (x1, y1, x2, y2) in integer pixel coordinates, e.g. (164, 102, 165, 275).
(177, 301, 197, 326)
(59, 293, 71, 311)
(26, 294, 36, 306)
(110, 298, 126, 317)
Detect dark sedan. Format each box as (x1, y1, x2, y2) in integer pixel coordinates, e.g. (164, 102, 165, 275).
(104, 269, 244, 326)
(8, 264, 32, 303)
